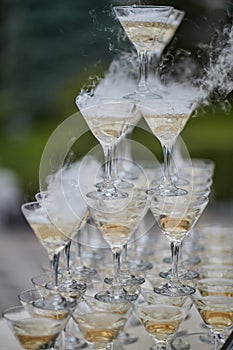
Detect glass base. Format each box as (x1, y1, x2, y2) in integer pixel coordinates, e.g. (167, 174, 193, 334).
(123, 88, 161, 101)
(154, 281, 195, 297)
(71, 265, 97, 278)
(86, 189, 128, 200)
(104, 274, 145, 286)
(96, 178, 134, 190)
(58, 280, 87, 298)
(147, 183, 187, 197)
(118, 331, 138, 345)
(159, 269, 199, 280)
(128, 260, 153, 272)
(171, 332, 213, 350)
(95, 287, 138, 303)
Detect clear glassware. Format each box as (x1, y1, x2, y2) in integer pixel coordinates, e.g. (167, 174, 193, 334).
(113, 5, 173, 100)
(21, 201, 68, 304)
(140, 98, 195, 196)
(76, 96, 136, 199)
(35, 190, 88, 297)
(150, 193, 209, 296)
(159, 171, 213, 282)
(133, 288, 192, 350)
(71, 295, 132, 350)
(171, 332, 214, 350)
(192, 280, 233, 350)
(25, 283, 86, 350)
(2, 305, 64, 350)
(87, 188, 148, 302)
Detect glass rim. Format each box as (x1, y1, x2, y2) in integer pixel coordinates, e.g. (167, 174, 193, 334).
(2, 305, 28, 320)
(113, 5, 174, 11)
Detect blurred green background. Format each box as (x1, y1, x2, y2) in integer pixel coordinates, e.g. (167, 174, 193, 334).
(0, 0, 233, 211)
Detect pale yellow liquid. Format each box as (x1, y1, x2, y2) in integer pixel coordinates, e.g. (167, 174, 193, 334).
(13, 318, 61, 350)
(30, 222, 70, 255)
(199, 309, 233, 332)
(144, 114, 189, 145)
(100, 223, 131, 247)
(81, 105, 131, 146)
(159, 215, 192, 240)
(77, 312, 126, 345)
(140, 305, 182, 341)
(120, 20, 166, 51)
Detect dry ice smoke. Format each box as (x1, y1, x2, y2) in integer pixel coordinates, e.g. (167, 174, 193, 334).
(195, 22, 233, 109)
(43, 156, 100, 230)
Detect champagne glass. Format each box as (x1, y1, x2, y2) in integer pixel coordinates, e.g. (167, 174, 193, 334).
(140, 98, 195, 196)
(150, 193, 209, 296)
(159, 171, 213, 282)
(2, 305, 64, 350)
(113, 5, 173, 100)
(21, 201, 69, 301)
(76, 96, 136, 199)
(35, 190, 89, 296)
(133, 288, 192, 350)
(71, 295, 132, 350)
(18, 288, 84, 350)
(87, 189, 148, 303)
(192, 280, 233, 350)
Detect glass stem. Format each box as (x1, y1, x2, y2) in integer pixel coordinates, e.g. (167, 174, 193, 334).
(112, 247, 122, 286)
(52, 252, 60, 287)
(170, 240, 181, 285)
(111, 142, 118, 181)
(162, 143, 174, 187)
(152, 340, 169, 350)
(102, 144, 116, 194)
(121, 243, 129, 273)
(212, 332, 220, 350)
(77, 229, 84, 266)
(65, 240, 71, 274)
(138, 50, 148, 92)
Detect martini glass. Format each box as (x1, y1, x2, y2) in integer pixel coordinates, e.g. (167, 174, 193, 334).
(150, 193, 209, 296)
(140, 98, 195, 196)
(76, 95, 136, 199)
(87, 188, 148, 303)
(159, 171, 213, 282)
(35, 191, 88, 296)
(134, 288, 192, 350)
(114, 5, 173, 100)
(192, 279, 233, 350)
(21, 201, 70, 296)
(71, 295, 132, 350)
(2, 305, 64, 350)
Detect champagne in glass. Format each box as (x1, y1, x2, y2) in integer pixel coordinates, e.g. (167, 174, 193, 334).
(87, 189, 148, 302)
(150, 194, 209, 296)
(3, 306, 64, 350)
(140, 98, 195, 196)
(114, 5, 173, 100)
(76, 96, 136, 199)
(71, 296, 131, 350)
